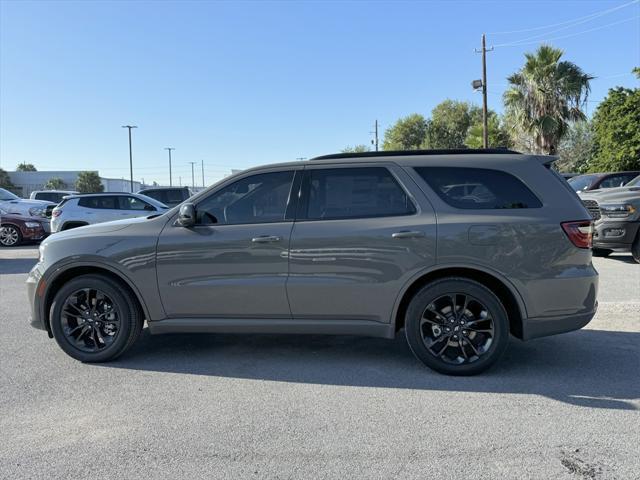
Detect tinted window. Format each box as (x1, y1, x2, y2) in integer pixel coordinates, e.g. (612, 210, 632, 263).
(568, 174, 599, 191)
(197, 171, 294, 225)
(35, 192, 62, 202)
(78, 196, 119, 209)
(303, 167, 415, 220)
(415, 167, 541, 209)
(119, 196, 151, 210)
(599, 174, 636, 189)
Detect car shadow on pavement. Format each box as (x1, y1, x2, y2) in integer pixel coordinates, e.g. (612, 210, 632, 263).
(101, 328, 639, 410)
(604, 254, 637, 264)
(0, 258, 38, 274)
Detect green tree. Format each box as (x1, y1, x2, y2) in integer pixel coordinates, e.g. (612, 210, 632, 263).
(0, 168, 15, 189)
(556, 121, 594, 173)
(75, 171, 104, 193)
(341, 144, 370, 153)
(587, 70, 640, 172)
(382, 114, 428, 150)
(425, 100, 482, 149)
(504, 45, 592, 154)
(16, 162, 37, 171)
(44, 177, 66, 190)
(465, 112, 512, 149)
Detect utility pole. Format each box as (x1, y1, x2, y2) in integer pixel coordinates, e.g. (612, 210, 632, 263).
(188, 161, 196, 189)
(475, 34, 493, 149)
(164, 147, 175, 186)
(201, 160, 205, 188)
(121, 125, 137, 192)
(370, 120, 379, 151)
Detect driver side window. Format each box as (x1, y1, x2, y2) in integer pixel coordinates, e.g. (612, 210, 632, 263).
(196, 170, 295, 225)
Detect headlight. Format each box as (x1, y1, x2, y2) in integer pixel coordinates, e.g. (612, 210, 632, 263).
(600, 204, 636, 218)
(24, 221, 41, 228)
(28, 207, 46, 217)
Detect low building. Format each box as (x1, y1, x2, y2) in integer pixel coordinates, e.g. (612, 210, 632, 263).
(7, 171, 143, 197)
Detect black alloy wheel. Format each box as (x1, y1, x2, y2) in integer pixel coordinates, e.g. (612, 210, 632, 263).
(404, 277, 509, 375)
(50, 275, 143, 362)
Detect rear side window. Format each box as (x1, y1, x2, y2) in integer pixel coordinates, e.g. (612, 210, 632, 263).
(35, 192, 62, 202)
(415, 167, 541, 209)
(78, 196, 119, 209)
(303, 167, 415, 220)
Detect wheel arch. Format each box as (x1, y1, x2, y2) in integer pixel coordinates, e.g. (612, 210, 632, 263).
(42, 263, 149, 335)
(392, 266, 527, 339)
(61, 221, 89, 231)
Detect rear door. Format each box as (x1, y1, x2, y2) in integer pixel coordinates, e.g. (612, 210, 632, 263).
(286, 164, 436, 323)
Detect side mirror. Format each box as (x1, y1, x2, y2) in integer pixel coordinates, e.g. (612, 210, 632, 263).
(177, 202, 196, 227)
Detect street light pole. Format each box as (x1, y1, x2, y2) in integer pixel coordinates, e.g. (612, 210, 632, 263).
(164, 147, 175, 186)
(122, 125, 137, 192)
(188, 161, 196, 189)
(201, 160, 205, 188)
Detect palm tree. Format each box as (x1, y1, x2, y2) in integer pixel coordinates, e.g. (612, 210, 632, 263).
(503, 45, 593, 155)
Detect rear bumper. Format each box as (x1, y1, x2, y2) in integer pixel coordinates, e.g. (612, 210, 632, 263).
(592, 220, 639, 251)
(521, 303, 597, 340)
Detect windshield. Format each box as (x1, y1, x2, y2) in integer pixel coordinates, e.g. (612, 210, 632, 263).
(567, 174, 599, 192)
(0, 188, 19, 201)
(626, 175, 640, 187)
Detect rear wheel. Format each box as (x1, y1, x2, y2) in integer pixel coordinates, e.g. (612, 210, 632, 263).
(404, 277, 509, 376)
(0, 225, 22, 247)
(50, 275, 143, 362)
(592, 248, 613, 257)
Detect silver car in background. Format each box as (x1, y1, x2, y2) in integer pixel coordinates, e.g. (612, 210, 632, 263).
(50, 192, 168, 232)
(27, 149, 598, 375)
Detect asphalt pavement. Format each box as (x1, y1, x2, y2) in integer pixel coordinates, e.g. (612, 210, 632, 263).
(1, 246, 638, 479)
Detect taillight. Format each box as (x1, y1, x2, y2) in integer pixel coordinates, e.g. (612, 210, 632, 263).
(52, 210, 62, 217)
(561, 220, 593, 249)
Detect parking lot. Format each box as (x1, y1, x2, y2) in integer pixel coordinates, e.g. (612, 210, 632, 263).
(0, 245, 638, 479)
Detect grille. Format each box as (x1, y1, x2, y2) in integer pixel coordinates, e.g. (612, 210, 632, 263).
(582, 199, 601, 220)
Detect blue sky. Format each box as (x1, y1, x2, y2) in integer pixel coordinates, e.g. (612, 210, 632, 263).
(1, 0, 639, 186)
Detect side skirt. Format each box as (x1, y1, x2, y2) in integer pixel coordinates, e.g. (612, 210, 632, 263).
(147, 317, 396, 339)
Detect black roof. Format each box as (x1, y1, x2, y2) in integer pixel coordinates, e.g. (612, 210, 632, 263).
(311, 148, 521, 161)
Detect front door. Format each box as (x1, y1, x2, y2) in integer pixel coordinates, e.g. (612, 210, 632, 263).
(156, 168, 299, 318)
(286, 165, 436, 323)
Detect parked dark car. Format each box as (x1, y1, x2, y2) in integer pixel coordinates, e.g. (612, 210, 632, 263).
(28, 149, 597, 375)
(0, 207, 50, 246)
(137, 187, 191, 207)
(568, 171, 640, 193)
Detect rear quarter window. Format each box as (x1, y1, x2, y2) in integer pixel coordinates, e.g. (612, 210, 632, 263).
(415, 167, 542, 209)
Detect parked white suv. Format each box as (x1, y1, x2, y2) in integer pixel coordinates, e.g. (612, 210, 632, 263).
(0, 187, 55, 218)
(51, 193, 169, 232)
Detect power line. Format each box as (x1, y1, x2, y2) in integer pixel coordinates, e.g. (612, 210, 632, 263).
(494, 16, 639, 48)
(488, 0, 638, 35)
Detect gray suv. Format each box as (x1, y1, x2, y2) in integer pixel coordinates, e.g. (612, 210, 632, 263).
(27, 150, 598, 375)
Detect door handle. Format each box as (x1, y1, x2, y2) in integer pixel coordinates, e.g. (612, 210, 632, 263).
(392, 230, 424, 239)
(251, 235, 281, 243)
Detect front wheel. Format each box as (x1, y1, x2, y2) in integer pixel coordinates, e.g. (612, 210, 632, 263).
(404, 278, 509, 376)
(50, 275, 143, 362)
(0, 225, 22, 247)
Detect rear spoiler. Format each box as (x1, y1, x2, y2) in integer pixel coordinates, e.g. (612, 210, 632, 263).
(531, 155, 559, 167)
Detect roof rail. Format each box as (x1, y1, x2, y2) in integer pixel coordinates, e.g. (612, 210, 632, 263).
(311, 148, 521, 161)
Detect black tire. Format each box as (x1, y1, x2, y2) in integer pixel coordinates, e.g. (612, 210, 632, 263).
(404, 277, 509, 376)
(592, 248, 613, 257)
(50, 274, 143, 362)
(0, 224, 22, 247)
(632, 232, 640, 264)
